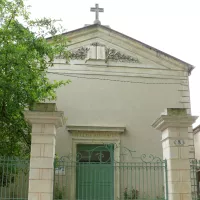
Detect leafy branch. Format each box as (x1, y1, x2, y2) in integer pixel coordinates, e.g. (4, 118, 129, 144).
(0, 0, 70, 157)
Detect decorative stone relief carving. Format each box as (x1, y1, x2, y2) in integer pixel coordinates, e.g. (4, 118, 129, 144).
(106, 48, 140, 63)
(55, 47, 90, 60)
(70, 47, 90, 60)
(56, 43, 140, 63)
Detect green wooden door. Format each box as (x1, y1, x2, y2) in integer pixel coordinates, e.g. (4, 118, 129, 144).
(76, 144, 114, 200)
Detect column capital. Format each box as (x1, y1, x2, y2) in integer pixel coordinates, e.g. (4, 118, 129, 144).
(24, 103, 65, 128)
(152, 108, 198, 132)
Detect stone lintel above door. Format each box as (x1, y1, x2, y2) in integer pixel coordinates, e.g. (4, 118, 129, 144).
(67, 125, 125, 139)
(67, 125, 126, 133)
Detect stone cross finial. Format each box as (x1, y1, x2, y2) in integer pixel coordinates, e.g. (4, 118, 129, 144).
(90, 3, 104, 24)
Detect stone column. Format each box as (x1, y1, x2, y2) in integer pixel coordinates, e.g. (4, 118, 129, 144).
(24, 103, 65, 200)
(152, 108, 198, 200)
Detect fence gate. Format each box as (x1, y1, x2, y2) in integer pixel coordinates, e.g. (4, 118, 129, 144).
(190, 160, 200, 200)
(54, 144, 168, 200)
(0, 157, 29, 200)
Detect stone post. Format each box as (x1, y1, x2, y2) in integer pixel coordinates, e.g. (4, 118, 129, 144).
(24, 103, 65, 200)
(152, 108, 198, 200)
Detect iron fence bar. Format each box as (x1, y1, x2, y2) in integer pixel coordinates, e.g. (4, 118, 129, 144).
(147, 162, 149, 198)
(9, 159, 11, 200)
(154, 162, 156, 200)
(164, 159, 168, 200)
(130, 163, 132, 198)
(6, 157, 8, 200)
(53, 158, 56, 200)
(1, 157, 3, 200)
(158, 162, 160, 199)
(0, 157, 29, 200)
(126, 163, 128, 199)
(150, 162, 152, 199)
(190, 159, 198, 200)
(139, 164, 141, 199)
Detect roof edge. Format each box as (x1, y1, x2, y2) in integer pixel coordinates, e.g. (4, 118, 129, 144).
(47, 24, 195, 74)
(194, 124, 200, 134)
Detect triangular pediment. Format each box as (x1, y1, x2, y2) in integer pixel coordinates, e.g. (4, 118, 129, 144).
(54, 24, 194, 73)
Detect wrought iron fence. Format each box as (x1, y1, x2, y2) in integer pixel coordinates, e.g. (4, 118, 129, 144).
(0, 157, 29, 200)
(54, 144, 168, 200)
(190, 160, 200, 200)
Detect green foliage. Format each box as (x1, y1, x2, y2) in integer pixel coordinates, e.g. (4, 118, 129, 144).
(54, 183, 64, 200)
(124, 188, 139, 199)
(0, 0, 70, 157)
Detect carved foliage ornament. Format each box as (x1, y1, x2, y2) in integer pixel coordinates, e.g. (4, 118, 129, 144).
(70, 47, 90, 60)
(55, 47, 90, 60)
(55, 44, 140, 63)
(106, 48, 139, 63)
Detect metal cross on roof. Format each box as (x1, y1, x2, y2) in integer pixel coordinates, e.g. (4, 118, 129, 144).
(90, 3, 104, 25)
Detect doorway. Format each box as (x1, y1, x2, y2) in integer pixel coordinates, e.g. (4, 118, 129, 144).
(76, 144, 114, 200)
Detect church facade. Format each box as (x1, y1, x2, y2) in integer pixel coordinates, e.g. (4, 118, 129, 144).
(46, 22, 196, 200)
(0, 4, 198, 200)
(41, 5, 198, 199)
(49, 23, 194, 159)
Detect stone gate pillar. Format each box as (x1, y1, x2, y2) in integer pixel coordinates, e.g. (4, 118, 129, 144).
(24, 103, 65, 200)
(152, 108, 198, 200)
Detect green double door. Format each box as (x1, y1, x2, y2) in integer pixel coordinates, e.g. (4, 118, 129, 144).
(76, 144, 114, 200)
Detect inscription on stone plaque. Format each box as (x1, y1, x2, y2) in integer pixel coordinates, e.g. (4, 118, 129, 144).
(72, 132, 119, 138)
(174, 139, 185, 146)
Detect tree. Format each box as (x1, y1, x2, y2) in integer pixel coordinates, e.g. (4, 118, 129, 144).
(0, 0, 70, 157)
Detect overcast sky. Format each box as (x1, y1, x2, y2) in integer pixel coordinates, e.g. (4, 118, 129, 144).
(26, 0, 200, 126)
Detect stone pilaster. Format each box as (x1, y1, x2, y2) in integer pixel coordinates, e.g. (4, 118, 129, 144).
(24, 103, 65, 200)
(152, 108, 198, 200)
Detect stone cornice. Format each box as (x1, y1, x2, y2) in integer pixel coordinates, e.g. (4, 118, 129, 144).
(50, 63, 188, 81)
(24, 111, 65, 128)
(152, 108, 198, 132)
(66, 125, 126, 133)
